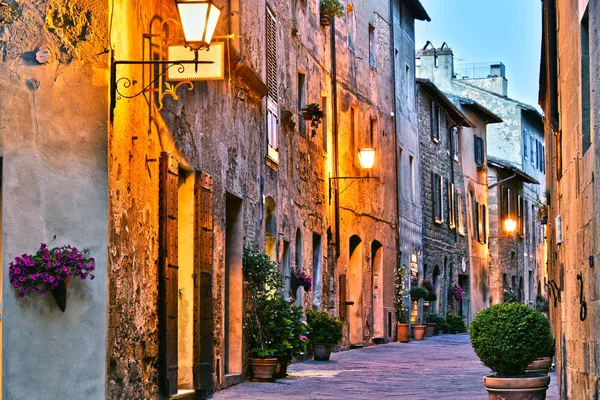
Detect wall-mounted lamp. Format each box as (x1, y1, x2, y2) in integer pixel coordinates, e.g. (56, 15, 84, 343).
(503, 218, 517, 234)
(329, 148, 378, 204)
(416, 249, 423, 256)
(110, 0, 222, 121)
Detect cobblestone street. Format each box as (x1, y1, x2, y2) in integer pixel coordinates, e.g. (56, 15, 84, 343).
(212, 334, 559, 400)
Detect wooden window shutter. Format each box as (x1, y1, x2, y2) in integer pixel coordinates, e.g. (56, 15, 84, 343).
(480, 204, 487, 244)
(194, 172, 214, 397)
(159, 152, 179, 396)
(339, 274, 347, 320)
(266, 8, 278, 104)
(432, 172, 440, 222)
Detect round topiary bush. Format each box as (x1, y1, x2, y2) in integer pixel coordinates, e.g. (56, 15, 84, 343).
(469, 302, 553, 376)
(409, 286, 429, 300)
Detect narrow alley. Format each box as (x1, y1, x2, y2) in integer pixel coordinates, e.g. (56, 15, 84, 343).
(212, 335, 559, 400)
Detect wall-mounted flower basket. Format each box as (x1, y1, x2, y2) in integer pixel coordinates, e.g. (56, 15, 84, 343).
(320, 0, 345, 28)
(9, 243, 96, 312)
(291, 269, 312, 294)
(301, 103, 324, 138)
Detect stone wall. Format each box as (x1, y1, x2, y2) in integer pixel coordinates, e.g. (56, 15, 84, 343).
(541, 0, 600, 398)
(0, 0, 109, 398)
(417, 85, 469, 319)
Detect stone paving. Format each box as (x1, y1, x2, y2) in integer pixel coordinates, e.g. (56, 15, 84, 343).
(212, 334, 559, 400)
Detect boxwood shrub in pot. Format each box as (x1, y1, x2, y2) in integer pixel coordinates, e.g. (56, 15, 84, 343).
(469, 302, 554, 400)
(307, 311, 344, 361)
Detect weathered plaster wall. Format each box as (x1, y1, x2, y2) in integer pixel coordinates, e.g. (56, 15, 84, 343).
(394, 0, 423, 317)
(542, 0, 600, 398)
(0, 0, 109, 398)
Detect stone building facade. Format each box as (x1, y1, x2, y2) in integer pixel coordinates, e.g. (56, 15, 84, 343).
(539, 0, 600, 398)
(416, 79, 471, 321)
(417, 45, 547, 309)
(0, 0, 428, 398)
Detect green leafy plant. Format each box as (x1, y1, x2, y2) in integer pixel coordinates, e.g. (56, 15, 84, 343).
(502, 287, 519, 303)
(427, 313, 447, 335)
(409, 286, 429, 300)
(243, 246, 308, 359)
(394, 265, 409, 323)
(444, 313, 466, 334)
(320, 0, 345, 18)
(302, 103, 324, 138)
(469, 302, 554, 376)
(306, 311, 344, 345)
(535, 295, 549, 314)
(534, 193, 549, 222)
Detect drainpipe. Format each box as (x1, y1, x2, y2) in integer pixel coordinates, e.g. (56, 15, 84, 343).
(389, 1, 402, 282)
(331, 17, 340, 259)
(450, 125, 458, 244)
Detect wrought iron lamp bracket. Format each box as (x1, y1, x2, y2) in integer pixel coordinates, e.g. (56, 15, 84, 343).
(328, 174, 378, 205)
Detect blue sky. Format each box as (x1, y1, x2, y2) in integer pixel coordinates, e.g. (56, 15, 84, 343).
(415, 0, 542, 109)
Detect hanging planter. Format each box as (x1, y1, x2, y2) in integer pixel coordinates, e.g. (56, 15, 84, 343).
(9, 243, 96, 312)
(300, 103, 324, 138)
(320, 0, 345, 28)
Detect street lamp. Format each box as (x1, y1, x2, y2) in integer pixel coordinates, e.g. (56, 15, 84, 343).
(176, 0, 222, 49)
(504, 218, 517, 234)
(329, 148, 379, 204)
(110, 0, 223, 120)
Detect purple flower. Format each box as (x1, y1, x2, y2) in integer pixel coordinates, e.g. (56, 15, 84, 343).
(299, 335, 308, 341)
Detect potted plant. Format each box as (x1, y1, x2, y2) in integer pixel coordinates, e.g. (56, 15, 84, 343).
(319, 0, 344, 27)
(394, 265, 410, 342)
(291, 267, 312, 294)
(422, 279, 437, 337)
(300, 103, 324, 138)
(243, 246, 308, 381)
(306, 310, 344, 361)
(409, 285, 428, 340)
(9, 243, 96, 311)
(469, 302, 554, 400)
(527, 339, 555, 375)
(428, 313, 446, 335)
(444, 313, 466, 334)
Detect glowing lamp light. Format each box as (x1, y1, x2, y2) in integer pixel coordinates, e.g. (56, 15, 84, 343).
(504, 218, 517, 233)
(176, 0, 222, 49)
(358, 148, 376, 170)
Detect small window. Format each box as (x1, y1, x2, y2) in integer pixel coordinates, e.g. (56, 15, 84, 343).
(457, 193, 465, 235)
(369, 24, 377, 67)
(479, 204, 487, 244)
(322, 96, 328, 151)
(432, 173, 443, 223)
(474, 135, 484, 167)
(530, 136, 535, 166)
(518, 195, 524, 237)
(448, 182, 456, 229)
(452, 127, 459, 159)
(501, 186, 511, 225)
(472, 196, 480, 242)
(409, 155, 415, 203)
(523, 130, 528, 160)
(348, 4, 356, 51)
(431, 102, 440, 142)
(297, 72, 306, 136)
(266, 8, 279, 163)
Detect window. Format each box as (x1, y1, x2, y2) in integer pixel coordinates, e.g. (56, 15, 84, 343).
(541, 146, 545, 173)
(369, 117, 377, 147)
(409, 155, 415, 203)
(479, 204, 487, 244)
(581, 9, 591, 154)
(472, 195, 479, 242)
(530, 136, 535, 166)
(474, 135, 484, 167)
(266, 8, 279, 163)
(501, 186, 511, 224)
(524, 200, 528, 239)
(432, 173, 443, 223)
(518, 195, 524, 237)
(350, 106, 357, 167)
(523, 130, 528, 160)
(556, 130, 563, 179)
(457, 193, 465, 235)
(431, 102, 440, 142)
(452, 127, 459, 159)
(297, 71, 306, 136)
(348, 3, 356, 51)
(369, 24, 376, 67)
(448, 182, 456, 229)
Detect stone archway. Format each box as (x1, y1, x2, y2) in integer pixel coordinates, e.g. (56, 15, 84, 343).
(371, 240, 384, 339)
(348, 235, 363, 346)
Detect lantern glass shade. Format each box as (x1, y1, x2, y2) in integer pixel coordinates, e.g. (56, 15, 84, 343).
(176, 0, 222, 48)
(358, 148, 376, 170)
(504, 218, 517, 233)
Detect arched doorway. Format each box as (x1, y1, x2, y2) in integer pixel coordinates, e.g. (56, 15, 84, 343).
(432, 265, 441, 313)
(348, 235, 363, 346)
(371, 241, 383, 339)
(264, 197, 276, 261)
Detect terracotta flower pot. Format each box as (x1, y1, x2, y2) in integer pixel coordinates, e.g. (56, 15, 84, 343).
(320, 15, 332, 26)
(425, 323, 436, 337)
(483, 374, 551, 400)
(397, 323, 409, 343)
(249, 358, 278, 382)
(412, 325, 426, 340)
(526, 357, 552, 375)
(274, 358, 289, 379)
(313, 343, 332, 361)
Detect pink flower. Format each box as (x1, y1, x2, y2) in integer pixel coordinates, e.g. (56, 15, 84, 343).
(299, 335, 308, 341)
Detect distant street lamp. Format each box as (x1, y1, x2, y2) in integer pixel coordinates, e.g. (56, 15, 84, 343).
(504, 218, 517, 234)
(329, 148, 379, 204)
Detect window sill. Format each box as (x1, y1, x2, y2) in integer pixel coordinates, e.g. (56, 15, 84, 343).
(432, 137, 440, 144)
(434, 219, 444, 225)
(266, 146, 279, 170)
